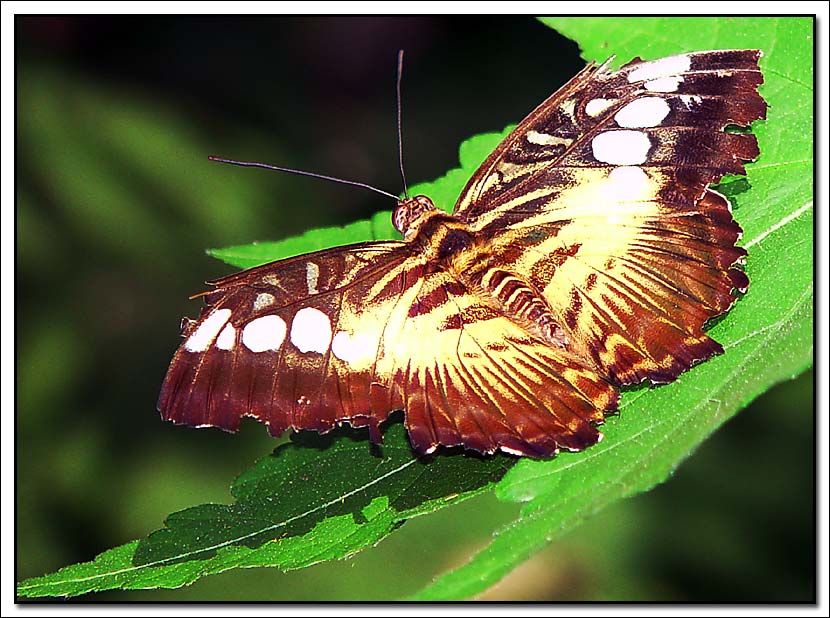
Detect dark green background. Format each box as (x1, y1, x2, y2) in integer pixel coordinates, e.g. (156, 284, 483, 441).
(15, 16, 814, 601)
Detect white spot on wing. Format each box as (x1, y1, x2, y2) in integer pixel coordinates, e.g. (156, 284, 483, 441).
(606, 166, 651, 202)
(242, 315, 287, 353)
(306, 262, 320, 295)
(627, 54, 691, 82)
(525, 130, 572, 147)
(290, 307, 332, 353)
(331, 331, 376, 368)
(679, 94, 703, 108)
(253, 292, 275, 311)
(644, 76, 684, 92)
(614, 97, 671, 128)
(591, 130, 652, 165)
(184, 308, 231, 352)
(216, 323, 236, 350)
(585, 98, 615, 117)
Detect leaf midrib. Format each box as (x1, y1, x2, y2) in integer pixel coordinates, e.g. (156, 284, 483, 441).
(743, 200, 812, 249)
(17, 458, 420, 592)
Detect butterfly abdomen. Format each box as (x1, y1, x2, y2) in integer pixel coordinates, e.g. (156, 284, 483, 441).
(466, 265, 567, 347)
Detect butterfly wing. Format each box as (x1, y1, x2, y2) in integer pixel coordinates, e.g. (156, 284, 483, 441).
(158, 241, 414, 441)
(159, 241, 616, 457)
(453, 50, 766, 385)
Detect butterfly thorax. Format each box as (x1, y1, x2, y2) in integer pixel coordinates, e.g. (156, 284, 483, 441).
(394, 196, 567, 348)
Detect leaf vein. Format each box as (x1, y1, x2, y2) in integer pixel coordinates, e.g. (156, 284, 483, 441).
(19, 458, 419, 591)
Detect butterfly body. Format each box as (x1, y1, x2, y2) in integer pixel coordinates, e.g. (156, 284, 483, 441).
(394, 196, 568, 349)
(160, 50, 766, 458)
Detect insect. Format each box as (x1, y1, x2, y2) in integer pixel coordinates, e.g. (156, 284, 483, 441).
(159, 50, 766, 458)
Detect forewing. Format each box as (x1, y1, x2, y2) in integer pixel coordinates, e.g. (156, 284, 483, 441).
(158, 241, 419, 441)
(454, 50, 766, 385)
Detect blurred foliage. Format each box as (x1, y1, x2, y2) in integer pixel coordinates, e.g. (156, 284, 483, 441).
(15, 16, 814, 601)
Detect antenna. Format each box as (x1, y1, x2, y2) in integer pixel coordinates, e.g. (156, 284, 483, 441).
(207, 156, 400, 202)
(396, 49, 409, 199)
(209, 51, 413, 205)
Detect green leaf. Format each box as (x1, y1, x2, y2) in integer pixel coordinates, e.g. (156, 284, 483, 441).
(411, 16, 813, 600)
(16, 423, 513, 598)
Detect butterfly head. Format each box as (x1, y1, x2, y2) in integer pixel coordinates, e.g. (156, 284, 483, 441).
(392, 195, 438, 241)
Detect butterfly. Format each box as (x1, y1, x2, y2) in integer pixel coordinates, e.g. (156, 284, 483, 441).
(158, 50, 766, 459)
